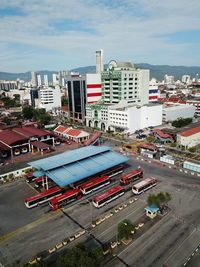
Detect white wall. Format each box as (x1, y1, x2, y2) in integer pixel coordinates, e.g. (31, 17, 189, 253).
(39, 85, 61, 111)
(163, 104, 196, 122)
(109, 104, 162, 133)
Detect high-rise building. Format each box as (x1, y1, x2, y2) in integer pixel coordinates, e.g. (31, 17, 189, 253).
(59, 70, 69, 87)
(37, 86, 61, 111)
(52, 74, 59, 86)
(96, 49, 104, 74)
(31, 71, 37, 87)
(37, 75, 42, 87)
(85, 60, 150, 131)
(101, 60, 149, 105)
(149, 78, 158, 103)
(182, 75, 190, 84)
(164, 74, 174, 84)
(67, 74, 86, 123)
(44, 75, 49, 87)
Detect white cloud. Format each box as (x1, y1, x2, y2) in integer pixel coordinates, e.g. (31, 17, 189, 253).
(0, 0, 200, 71)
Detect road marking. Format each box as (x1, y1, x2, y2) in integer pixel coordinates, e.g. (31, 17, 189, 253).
(0, 209, 61, 243)
(169, 166, 171, 168)
(26, 182, 39, 193)
(118, 212, 171, 257)
(164, 228, 196, 264)
(179, 169, 183, 172)
(185, 171, 188, 173)
(96, 204, 144, 239)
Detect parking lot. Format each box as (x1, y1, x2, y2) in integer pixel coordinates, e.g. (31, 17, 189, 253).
(0, 142, 200, 266)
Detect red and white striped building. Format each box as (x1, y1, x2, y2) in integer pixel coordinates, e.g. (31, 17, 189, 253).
(149, 79, 159, 103)
(86, 74, 102, 104)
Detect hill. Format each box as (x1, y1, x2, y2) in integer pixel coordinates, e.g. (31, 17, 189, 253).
(0, 71, 57, 83)
(0, 64, 200, 82)
(71, 64, 200, 81)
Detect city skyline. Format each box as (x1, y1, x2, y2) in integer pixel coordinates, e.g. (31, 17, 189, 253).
(0, 0, 200, 72)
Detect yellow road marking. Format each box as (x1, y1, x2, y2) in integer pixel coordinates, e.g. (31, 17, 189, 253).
(0, 209, 61, 243)
(26, 182, 39, 193)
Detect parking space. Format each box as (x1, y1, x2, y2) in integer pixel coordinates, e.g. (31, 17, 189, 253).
(0, 180, 52, 236)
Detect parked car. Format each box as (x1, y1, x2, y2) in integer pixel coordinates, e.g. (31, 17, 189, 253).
(139, 134, 147, 138)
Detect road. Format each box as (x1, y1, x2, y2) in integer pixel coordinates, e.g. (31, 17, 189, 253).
(0, 146, 200, 266)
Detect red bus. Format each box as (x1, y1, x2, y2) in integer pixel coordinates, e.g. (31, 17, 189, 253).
(79, 176, 110, 195)
(74, 165, 123, 188)
(24, 186, 62, 209)
(92, 185, 125, 208)
(49, 189, 82, 210)
(132, 178, 157, 195)
(120, 169, 143, 185)
(35, 176, 43, 188)
(25, 172, 36, 183)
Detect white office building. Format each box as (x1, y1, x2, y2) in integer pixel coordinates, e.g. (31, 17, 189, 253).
(109, 104, 162, 133)
(44, 75, 49, 87)
(31, 71, 37, 87)
(52, 74, 59, 86)
(162, 104, 196, 122)
(37, 75, 42, 87)
(182, 75, 191, 84)
(37, 85, 61, 111)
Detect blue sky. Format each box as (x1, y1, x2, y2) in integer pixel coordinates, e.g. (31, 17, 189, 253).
(0, 0, 200, 72)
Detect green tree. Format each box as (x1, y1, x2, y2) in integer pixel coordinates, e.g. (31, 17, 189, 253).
(91, 247, 103, 265)
(147, 193, 161, 208)
(172, 118, 192, 128)
(188, 146, 197, 153)
(165, 192, 172, 203)
(23, 106, 34, 120)
(2, 117, 11, 125)
(118, 219, 134, 241)
(62, 98, 68, 106)
(146, 135, 154, 143)
(157, 192, 166, 203)
(170, 142, 177, 147)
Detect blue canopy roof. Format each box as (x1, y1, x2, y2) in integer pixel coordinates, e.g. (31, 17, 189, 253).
(33, 171, 45, 177)
(28, 146, 129, 187)
(29, 145, 111, 171)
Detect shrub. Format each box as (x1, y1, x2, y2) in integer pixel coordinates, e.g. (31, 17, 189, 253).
(170, 142, 177, 147)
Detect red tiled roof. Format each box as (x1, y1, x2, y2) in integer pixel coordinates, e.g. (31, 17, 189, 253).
(84, 131, 101, 146)
(180, 126, 200, 137)
(54, 125, 68, 133)
(13, 127, 36, 137)
(0, 141, 10, 151)
(21, 126, 50, 137)
(61, 106, 68, 111)
(23, 121, 36, 126)
(138, 144, 156, 151)
(153, 129, 173, 139)
(31, 140, 50, 149)
(0, 130, 29, 145)
(66, 129, 81, 137)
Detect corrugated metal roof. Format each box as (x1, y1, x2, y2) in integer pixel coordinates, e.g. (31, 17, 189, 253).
(33, 171, 45, 177)
(29, 146, 111, 171)
(28, 146, 129, 187)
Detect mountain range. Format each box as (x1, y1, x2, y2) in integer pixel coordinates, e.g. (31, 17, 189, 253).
(0, 64, 200, 82)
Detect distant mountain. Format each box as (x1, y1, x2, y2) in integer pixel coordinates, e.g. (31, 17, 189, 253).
(71, 63, 200, 81)
(0, 64, 200, 82)
(0, 70, 57, 83)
